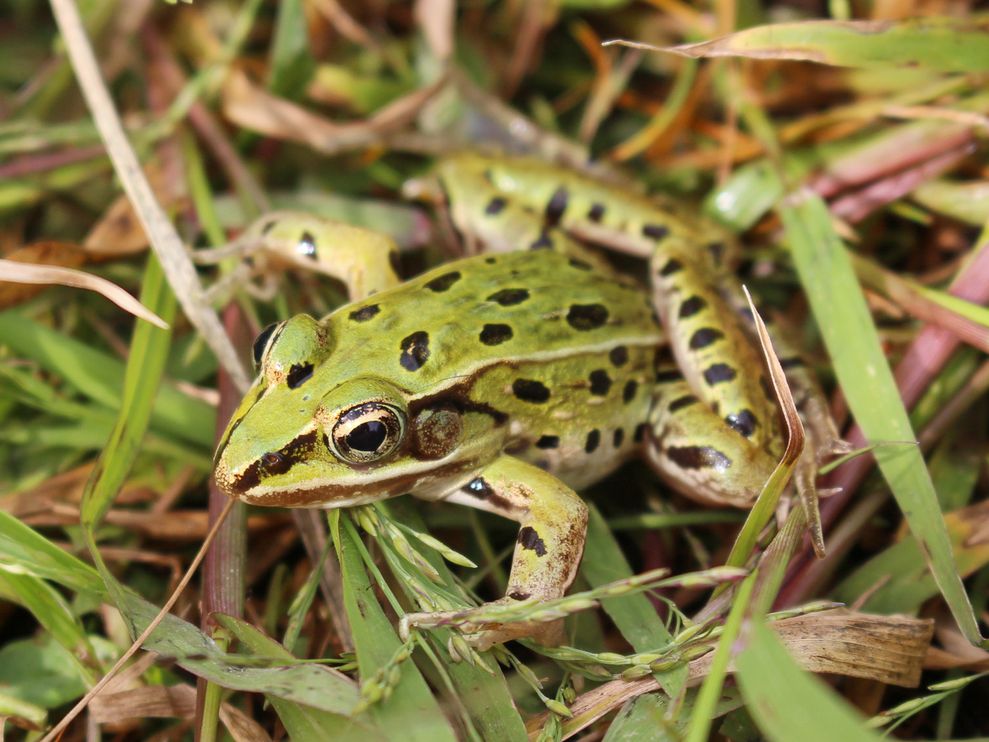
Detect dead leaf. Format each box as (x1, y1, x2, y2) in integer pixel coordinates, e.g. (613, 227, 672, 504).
(525, 609, 933, 739)
(222, 69, 445, 155)
(0, 258, 168, 327)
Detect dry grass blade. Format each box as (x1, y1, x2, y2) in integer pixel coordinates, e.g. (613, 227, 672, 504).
(0, 258, 168, 329)
(48, 0, 251, 391)
(525, 610, 933, 740)
(222, 70, 446, 155)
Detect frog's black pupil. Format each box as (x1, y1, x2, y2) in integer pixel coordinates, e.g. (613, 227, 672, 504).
(252, 323, 278, 366)
(347, 421, 387, 452)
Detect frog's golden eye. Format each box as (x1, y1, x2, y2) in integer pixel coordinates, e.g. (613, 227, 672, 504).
(331, 402, 405, 464)
(252, 322, 280, 367)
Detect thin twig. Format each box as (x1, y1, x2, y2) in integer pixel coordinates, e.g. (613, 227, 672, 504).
(48, 0, 251, 392)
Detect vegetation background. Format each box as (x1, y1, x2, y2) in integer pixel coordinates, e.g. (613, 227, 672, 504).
(0, 0, 987, 739)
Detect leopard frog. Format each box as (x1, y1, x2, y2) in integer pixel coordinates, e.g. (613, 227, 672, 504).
(213, 153, 836, 647)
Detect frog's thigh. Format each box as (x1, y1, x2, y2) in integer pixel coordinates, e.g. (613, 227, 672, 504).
(444, 455, 588, 646)
(645, 374, 778, 508)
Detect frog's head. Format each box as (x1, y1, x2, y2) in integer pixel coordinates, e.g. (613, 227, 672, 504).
(214, 314, 486, 508)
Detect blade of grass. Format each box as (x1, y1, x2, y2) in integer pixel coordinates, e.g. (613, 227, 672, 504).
(0, 312, 215, 448)
(582, 505, 687, 698)
(780, 190, 984, 647)
(685, 573, 754, 742)
(216, 614, 379, 741)
(331, 513, 457, 742)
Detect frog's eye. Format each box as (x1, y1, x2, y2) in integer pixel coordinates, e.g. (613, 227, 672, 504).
(252, 322, 280, 367)
(331, 402, 405, 464)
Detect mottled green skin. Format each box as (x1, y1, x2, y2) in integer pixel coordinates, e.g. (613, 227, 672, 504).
(212, 153, 833, 646)
(214, 250, 662, 507)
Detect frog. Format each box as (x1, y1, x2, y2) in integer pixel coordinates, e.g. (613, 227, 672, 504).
(212, 152, 838, 648)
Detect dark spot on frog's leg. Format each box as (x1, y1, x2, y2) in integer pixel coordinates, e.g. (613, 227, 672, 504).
(567, 303, 609, 331)
(587, 202, 606, 222)
(613, 428, 624, 447)
(299, 230, 318, 260)
(508, 590, 531, 601)
(707, 241, 726, 263)
(399, 331, 430, 371)
(623, 380, 638, 403)
(518, 526, 547, 556)
(655, 368, 683, 384)
(726, 409, 758, 438)
(778, 357, 805, 370)
(484, 256, 497, 265)
(425, 271, 461, 292)
(642, 224, 670, 240)
(259, 217, 278, 235)
(513, 378, 551, 403)
(668, 394, 699, 412)
(480, 323, 513, 345)
(658, 258, 683, 276)
(488, 287, 529, 306)
(678, 295, 707, 319)
(667, 445, 732, 471)
(569, 257, 592, 271)
(485, 196, 508, 215)
(529, 229, 554, 250)
(589, 369, 612, 396)
(609, 345, 628, 366)
(536, 435, 560, 449)
(545, 186, 569, 226)
(689, 327, 725, 350)
(634, 422, 648, 442)
(349, 304, 381, 322)
(585, 429, 601, 453)
(286, 363, 314, 389)
(703, 363, 737, 386)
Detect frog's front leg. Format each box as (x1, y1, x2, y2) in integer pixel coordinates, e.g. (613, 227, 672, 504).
(440, 455, 588, 650)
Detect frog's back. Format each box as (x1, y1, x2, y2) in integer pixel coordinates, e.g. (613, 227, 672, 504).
(326, 250, 662, 488)
(327, 250, 661, 392)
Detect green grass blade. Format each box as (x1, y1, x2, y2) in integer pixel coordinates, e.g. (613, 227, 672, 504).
(670, 18, 989, 72)
(582, 505, 687, 697)
(736, 619, 882, 742)
(0, 510, 104, 597)
(216, 614, 378, 741)
(332, 514, 457, 742)
(0, 311, 215, 448)
(685, 574, 755, 742)
(780, 192, 984, 647)
(387, 501, 528, 742)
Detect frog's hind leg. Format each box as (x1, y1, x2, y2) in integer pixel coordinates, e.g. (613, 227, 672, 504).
(441, 455, 588, 649)
(644, 354, 779, 508)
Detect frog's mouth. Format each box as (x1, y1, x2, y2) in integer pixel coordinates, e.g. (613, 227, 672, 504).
(215, 438, 484, 509)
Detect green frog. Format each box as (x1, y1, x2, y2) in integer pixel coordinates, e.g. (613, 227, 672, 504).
(212, 153, 836, 647)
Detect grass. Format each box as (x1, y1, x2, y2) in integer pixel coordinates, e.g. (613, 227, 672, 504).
(1, 0, 988, 739)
